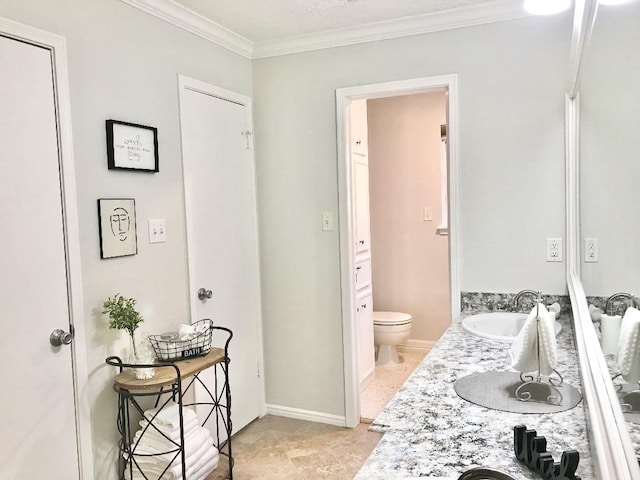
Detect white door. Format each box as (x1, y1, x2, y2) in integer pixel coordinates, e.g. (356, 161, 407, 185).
(179, 78, 262, 436)
(0, 35, 79, 478)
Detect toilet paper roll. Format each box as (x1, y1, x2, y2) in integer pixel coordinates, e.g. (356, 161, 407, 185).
(601, 314, 622, 355)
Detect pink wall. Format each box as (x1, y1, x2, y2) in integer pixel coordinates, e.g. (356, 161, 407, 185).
(367, 92, 451, 342)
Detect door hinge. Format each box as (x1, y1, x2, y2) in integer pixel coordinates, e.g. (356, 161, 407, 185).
(257, 361, 261, 378)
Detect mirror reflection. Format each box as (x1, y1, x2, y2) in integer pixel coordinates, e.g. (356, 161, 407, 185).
(579, 0, 640, 455)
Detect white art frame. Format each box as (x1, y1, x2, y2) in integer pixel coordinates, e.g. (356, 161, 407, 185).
(98, 198, 138, 259)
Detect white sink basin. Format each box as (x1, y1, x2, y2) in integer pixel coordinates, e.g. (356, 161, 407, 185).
(461, 312, 562, 343)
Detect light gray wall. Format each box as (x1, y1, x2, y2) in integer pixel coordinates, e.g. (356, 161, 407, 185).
(580, 1, 640, 297)
(0, 1, 251, 478)
(253, 14, 570, 416)
(368, 93, 451, 342)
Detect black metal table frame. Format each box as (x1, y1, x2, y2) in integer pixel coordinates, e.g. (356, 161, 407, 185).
(106, 325, 233, 480)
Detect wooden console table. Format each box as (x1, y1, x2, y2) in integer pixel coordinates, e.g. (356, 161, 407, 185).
(106, 326, 233, 480)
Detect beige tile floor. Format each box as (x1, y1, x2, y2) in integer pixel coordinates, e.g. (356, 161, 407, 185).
(228, 415, 383, 479)
(224, 350, 427, 479)
(360, 350, 427, 422)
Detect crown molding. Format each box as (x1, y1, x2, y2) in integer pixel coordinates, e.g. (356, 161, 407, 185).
(252, 1, 530, 58)
(121, 0, 530, 60)
(119, 0, 253, 58)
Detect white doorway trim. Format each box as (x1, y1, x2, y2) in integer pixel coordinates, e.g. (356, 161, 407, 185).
(336, 75, 460, 427)
(0, 16, 94, 478)
(177, 74, 267, 417)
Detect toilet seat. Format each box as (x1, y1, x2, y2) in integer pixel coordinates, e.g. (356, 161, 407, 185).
(373, 311, 412, 326)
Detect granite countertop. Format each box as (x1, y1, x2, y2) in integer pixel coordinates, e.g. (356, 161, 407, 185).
(602, 346, 640, 457)
(355, 314, 594, 480)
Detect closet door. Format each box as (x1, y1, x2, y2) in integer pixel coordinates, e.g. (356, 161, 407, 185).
(180, 77, 263, 437)
(0, 35, 80, 478)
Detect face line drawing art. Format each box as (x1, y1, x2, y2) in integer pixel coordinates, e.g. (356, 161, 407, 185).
(110, 207, 131, 242)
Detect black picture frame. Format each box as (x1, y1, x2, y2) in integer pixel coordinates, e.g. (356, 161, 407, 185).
(106, 119, 159, 172)
(98, 198, 138, 259)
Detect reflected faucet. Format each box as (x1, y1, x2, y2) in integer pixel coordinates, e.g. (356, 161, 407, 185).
(604, 292, 638, 315)
(512, 289, 542, 311)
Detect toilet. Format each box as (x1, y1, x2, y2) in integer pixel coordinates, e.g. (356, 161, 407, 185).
(373, 311, 412, 365)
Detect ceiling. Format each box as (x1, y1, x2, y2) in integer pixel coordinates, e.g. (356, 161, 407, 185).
(121, 0, 531, 58)
(173, 0, 505, 42)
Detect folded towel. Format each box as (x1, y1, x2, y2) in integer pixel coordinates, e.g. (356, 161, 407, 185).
(132, 425, 213, 456)
(133, 424, 212, 458)
(617, 307, 640, 384)
(600, 313, 622, 355)
(130, 441, 219, 480)
(510, 303, 558, 376)
(143, 404, 198, 429)
(136, 417, 200, 442)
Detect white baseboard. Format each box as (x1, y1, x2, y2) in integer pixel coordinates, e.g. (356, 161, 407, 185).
(265, 404, 346, 427)
(398, 339, 435, 353)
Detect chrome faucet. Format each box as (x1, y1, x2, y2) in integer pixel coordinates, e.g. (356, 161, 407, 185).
(512, 289, 542, 311)
(604, 292, 638, 315)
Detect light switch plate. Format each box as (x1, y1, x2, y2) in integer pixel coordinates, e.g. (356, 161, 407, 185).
(322, 212, 333, 231)
(423, 207, 433, 222)
(148, 218, 166, 243)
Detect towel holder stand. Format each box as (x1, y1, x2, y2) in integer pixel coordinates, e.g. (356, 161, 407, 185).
(515, 299, 565, 405)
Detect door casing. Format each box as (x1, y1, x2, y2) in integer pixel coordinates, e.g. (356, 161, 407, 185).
(336, 74, 460, 427)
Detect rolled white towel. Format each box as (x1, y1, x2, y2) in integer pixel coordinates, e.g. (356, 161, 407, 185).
(617, 307, 640, 384)
(600, 314, 622, 355)
(143, 404, 198, 430)
(510, 303, 558, 376)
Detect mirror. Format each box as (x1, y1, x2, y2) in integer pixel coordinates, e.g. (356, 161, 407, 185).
(579, 0, 640, 459)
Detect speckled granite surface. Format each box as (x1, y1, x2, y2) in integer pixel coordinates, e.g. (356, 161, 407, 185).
(355, 314, 594, 480)
(601, 343, 640, 459)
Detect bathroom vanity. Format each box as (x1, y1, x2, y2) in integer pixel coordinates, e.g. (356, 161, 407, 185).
(355, 313, 594, 479)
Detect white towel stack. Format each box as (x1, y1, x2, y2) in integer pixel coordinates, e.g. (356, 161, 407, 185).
(617, 307, 640, 384)
(510, 303, 558, 376)
(127, 403, 219, 480)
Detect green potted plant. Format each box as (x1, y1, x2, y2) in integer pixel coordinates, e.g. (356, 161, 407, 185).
(103, 293, 144, 358)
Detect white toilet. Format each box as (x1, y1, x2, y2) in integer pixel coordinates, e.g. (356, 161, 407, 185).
(373, 311, 412, 365)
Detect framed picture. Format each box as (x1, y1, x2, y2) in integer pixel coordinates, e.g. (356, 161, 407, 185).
(98, 198, 137, 259)
(106, 119, 159, 172)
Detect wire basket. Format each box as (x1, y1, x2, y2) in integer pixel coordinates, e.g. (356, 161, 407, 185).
(149, 319, 213, 362)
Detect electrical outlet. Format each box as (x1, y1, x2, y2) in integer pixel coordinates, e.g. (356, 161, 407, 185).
(585, 237, 598, 263)
(148, 218, 166, 243)
(546, 237, 563, 262)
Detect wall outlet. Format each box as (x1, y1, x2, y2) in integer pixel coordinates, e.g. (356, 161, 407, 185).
(584, 237, 598, 263)
(148, 218, 167, 243)
(546, 237, 563, 262)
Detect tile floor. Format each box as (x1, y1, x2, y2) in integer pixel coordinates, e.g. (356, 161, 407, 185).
(360, 350, 427, 422)
(228, 415, 382, 479)
(222, 349, 428, 479)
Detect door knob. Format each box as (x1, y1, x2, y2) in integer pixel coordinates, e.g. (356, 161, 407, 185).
(50, 329, 73, 347)
(198, 288, 213, 301)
